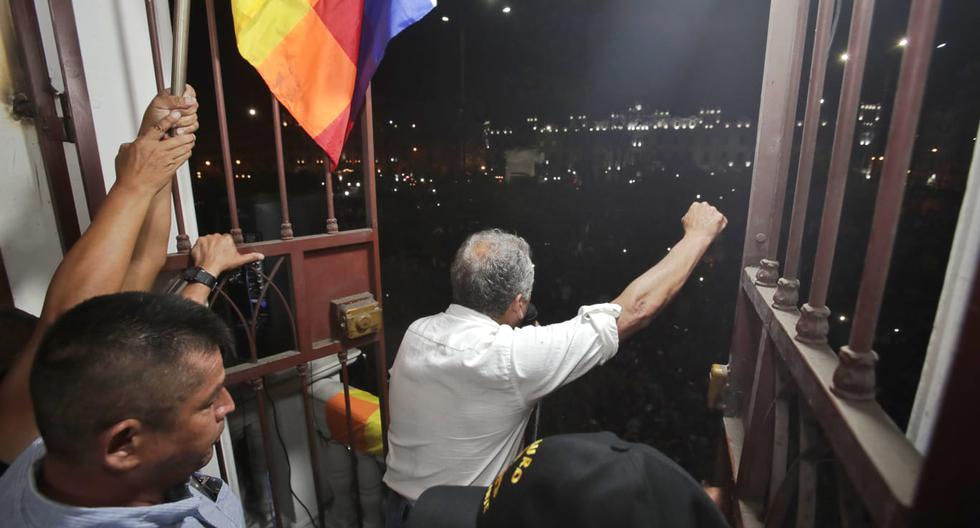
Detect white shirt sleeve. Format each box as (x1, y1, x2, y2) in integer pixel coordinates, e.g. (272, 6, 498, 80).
(508, 303, 622, 404)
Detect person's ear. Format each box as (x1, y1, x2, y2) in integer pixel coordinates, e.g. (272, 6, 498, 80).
(510, 294, 527, 320)
(99, 419, 145, 472)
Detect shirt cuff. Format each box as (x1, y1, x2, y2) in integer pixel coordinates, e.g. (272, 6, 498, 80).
(577, 303, 622, 363)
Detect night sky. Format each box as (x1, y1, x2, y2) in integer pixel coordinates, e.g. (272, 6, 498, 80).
(371, 0, 980, 128)
(184, 0, 980, 168)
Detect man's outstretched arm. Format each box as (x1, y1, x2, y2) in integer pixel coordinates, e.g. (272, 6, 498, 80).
(122, 85, 200, 292)
(612, 201, 727, 341)
(0, 111, 195, 463)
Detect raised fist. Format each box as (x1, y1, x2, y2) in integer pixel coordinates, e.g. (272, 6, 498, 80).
(682, 201, 728, 240)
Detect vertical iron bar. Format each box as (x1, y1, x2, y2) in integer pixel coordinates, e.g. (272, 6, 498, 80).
(9, 0, 82, 250)
(296, 364, 326, 527)
(170, 0, 190, 98)
(757, 0, 810, 287)
(835, 0, 941, 400)
(144, 0, 191, 251)
(796, 0, 877, 345)
(736, 333, 776, 505)
(729, 290, 764, 419)
(250, 378, 285, 528)
(835, 460, 866, 528)
(796, 401, 818, 528)
(144, 0, 166, 99)
(370, 340, 390, 455)
(361, 85, 379, 232)
(271, 98, 294, 239)
(739, 0, 811, 272)
(774, 0, 836, 310)
(339, 351, 363, 528)
(768, 365, 789, 509)
(47, 0, 107, 215)
(360, 86, 390, 450)
(205, 0, 243, 243)
(325, 166, 338, 233)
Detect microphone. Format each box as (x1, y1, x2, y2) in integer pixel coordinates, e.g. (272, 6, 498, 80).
(520, 302, 539, 327)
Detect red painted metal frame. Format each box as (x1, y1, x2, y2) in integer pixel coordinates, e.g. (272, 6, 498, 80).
(782, 0, 835, 280)
(728, 0, 809, 420)
(271, 98, 294, 239)
(144, 0, 191, 252)
(339, 351, 364, 527)
(204, 0, 243, 243)
(735, 334, 776, 508)
(360, 86, 391, 446)
(738, 268, 921, 526)
(721, 1, 958, 526)
(250, 378, 285, 528)
(803, 0, 876, 310)
(9, 0, 81, 251)
(766, 0, 809, 264)
(325, 166, 339, 233)
(296, 363, 326, 520)
(846, 0, 940, 354)
(47, 0, 106, 217)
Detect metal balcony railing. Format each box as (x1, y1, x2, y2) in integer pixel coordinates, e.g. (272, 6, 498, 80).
(720, 0, 979, 526)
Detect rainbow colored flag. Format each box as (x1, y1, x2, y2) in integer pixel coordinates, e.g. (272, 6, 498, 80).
(232, 0, 436, 167)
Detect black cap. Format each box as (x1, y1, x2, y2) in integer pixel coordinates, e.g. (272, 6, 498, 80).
(407, 432, 728, 528)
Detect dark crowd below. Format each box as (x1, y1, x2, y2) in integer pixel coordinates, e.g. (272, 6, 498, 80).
(193, 159, 960, 482)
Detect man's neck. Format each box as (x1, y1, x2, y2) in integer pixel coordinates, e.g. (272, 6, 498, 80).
(38, 455, 168, 508)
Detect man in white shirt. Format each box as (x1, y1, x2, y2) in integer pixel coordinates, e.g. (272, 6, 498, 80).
(383, 201, 727, 526)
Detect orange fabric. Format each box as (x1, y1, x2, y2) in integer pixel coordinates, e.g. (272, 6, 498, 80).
(256, 9, 357, 136)
(325, 388, 382, 455)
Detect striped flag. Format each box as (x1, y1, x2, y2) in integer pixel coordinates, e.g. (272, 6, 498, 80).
(325, 387, 383, 456)
(232, 0, 436, 167)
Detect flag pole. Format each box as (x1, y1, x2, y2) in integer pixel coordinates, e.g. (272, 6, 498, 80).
(171, 0, 191, 98)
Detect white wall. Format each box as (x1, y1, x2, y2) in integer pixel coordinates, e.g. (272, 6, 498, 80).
(907, 120, 980, 452)
(72, 0, 198, 251)
(0, 0, 64, 315)
(0, 0, 201, 314)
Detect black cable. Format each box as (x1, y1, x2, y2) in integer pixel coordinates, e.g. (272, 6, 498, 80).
(263, 388, 320, 528)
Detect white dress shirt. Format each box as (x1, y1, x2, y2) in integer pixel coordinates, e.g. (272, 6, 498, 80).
(383, 302, 622, 501)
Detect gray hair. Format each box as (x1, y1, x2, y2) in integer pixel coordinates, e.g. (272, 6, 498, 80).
(451, 229, 534, 318)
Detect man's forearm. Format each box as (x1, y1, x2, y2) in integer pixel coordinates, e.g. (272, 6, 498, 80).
(40, 184, 156, 324)
(0, 183, 155, 461)
(612, 233, 713, 340)
(122, 182, 173, 291)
